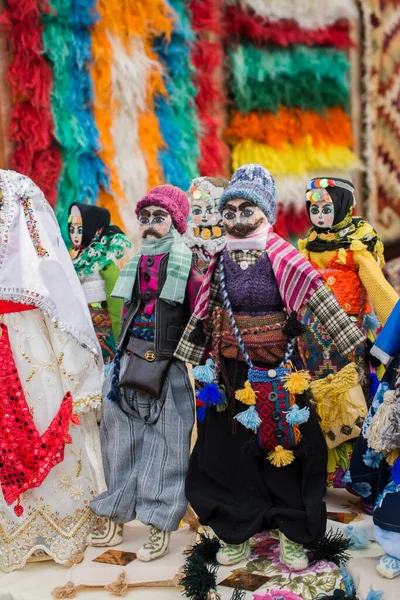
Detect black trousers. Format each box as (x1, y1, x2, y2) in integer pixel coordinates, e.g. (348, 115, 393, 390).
(186, 358, 327, 545)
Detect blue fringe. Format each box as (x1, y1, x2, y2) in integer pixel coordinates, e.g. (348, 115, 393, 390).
(235, 406, 262, 430)
(197, 383, 226, 407)
(369, 373, 380, 402)
(366, 587, 384, 600)
(153, 0, 200, 188)
(391, 457, 400, 485)
(197, 405, 206, 423)
(192, 359, 215, 384)
(339, 567, 356, 596)
(344, 525, 370, 550)
(286, 404, 310, 426)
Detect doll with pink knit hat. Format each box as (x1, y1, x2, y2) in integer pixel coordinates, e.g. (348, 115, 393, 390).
(89, 185, 203, 561)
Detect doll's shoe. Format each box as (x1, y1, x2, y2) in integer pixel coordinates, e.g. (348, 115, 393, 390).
(279, 532, 309, 571)
(87, 518, 124, 547)
(137, 525, 170, 562)
(216, 540, 251, 566)
(376, 554, 400, 579)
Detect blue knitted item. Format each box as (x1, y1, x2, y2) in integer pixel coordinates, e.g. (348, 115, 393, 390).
(218, 164, 277, 224)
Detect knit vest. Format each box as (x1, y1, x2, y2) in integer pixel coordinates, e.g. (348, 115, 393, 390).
(223, 250, 284, 315)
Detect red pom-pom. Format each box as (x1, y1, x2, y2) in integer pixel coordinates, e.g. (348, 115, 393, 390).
(70, 413, 80, 426)
(14, 499, 24, 517)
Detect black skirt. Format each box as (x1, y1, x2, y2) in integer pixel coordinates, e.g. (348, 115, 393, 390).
(186, 358, 327, 545)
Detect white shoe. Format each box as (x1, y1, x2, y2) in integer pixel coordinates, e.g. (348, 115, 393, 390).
(376, 554, 400, 579)
(279, 531, 309, 571)
(216, 540, 251, 566)
(136, 525, 170, 562)
(87, 518, 124, 547)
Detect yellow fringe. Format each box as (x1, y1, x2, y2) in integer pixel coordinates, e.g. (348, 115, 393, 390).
(337, 248, 347, 265)
(267, 445, 295, 467)
(232, 139, 359, 176)
(386, 449, 400, 466)
(90, 0, 173, 226)
(310, 363, 363, 433)
(104, 571, 129, 596)
(283, 370, 311, 395)
(235, 380, 257, 405)
(51, 582, 77, 599)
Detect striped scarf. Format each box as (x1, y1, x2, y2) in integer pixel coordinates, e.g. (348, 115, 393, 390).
(194, 231, 323, 320)
(112, 228, 193, 305)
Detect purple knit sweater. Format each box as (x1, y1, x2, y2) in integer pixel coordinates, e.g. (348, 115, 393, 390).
(223, 250, 284, 315)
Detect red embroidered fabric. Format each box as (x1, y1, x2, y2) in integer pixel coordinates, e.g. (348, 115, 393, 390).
(0, 322, 80, 514)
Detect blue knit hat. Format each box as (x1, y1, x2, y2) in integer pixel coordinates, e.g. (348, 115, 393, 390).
(218, 164, 277, 224)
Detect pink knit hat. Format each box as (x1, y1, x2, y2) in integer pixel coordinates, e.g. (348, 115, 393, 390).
(135, 185, 190, 235)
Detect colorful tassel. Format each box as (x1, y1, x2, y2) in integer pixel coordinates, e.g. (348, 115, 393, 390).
(391, 456, 400, 485)
(366, 390, 397, 453)
(235, 406, 262, 431)
(192, 359, 215, 384)
(286, 404, 310, 426)
(364, 313, 380, 332)
(386, 448, 400, 466)
(365, 588, 384, 600)
(267, 445, 295, 467)
(235, 381, 257, 405)
(283, 370, 311, 395)
(344, 525, 370, 550)
(197, 405, 206, 423)
(197, 383, 226, 407)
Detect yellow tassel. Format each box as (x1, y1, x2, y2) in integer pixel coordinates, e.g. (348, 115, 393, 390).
(267, 445, 295, 467)
(349, 239, 367, 252)
(337, 248, 347, 265)
(386, 449, 400, 466)
(235, 381, 257, 405)
(283, 370, 311, 395)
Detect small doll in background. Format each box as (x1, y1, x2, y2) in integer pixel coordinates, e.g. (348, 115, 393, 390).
(298, 178, 398, 488)
(68, 203, 131, 365)
(185, 177, 228, 271)
(347, 300, 400, 579)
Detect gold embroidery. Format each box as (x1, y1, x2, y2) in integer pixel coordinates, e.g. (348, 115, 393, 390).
(25, 369, 36, 383)
(73, 394, 102, 410)
(58, 351, 65, 365)
(76, 460, 82, 478)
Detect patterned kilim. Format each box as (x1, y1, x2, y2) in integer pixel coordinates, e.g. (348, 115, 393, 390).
(368, 0, 400, 242)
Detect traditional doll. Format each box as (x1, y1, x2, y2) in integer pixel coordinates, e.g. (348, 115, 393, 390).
(68, 203, 131, 364)
(298, 178, 398, 488)
(0, 171, 105, 572)
(175, 164, 364, 569)
(185, 176, 228, 271)
(347, 300, 400, 579)
(89, 185, 203, 561)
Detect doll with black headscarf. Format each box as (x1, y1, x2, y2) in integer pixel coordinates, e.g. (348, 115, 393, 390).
(298, 177, 398, 488)
(68, 203, 131, 364)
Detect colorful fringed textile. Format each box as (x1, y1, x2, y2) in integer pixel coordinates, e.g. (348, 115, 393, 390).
(190, 0, 230, 176)
(154, 0, 200, 189)
(0, 0, 62, 206)
(226, 7, 354, 49)
(368, 0, 400, 243)
(41, 0, 108, 241)
(229, 45, 350, 113)
(232, 140, 359, 176)
(225, 108, 354, 149)
(224, 0, 358, 29)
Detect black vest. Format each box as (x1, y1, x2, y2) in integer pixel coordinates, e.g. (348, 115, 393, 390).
(117, 254, 192, 358)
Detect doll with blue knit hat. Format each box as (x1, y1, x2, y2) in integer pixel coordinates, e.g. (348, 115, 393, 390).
(175, 164, 364, 569)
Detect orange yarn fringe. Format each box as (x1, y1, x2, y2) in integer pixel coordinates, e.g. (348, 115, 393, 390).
(90, 0, 173, 226)
(225, 106, 354, 150)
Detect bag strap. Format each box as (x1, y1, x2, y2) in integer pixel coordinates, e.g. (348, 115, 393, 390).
(219, 252, 295, 370)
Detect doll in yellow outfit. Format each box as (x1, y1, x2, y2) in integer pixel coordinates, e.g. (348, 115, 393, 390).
(298, 177, 398, 487)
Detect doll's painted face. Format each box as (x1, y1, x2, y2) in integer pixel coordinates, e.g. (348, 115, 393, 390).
(309, 200, 335, 229)
(191, 200, 216, 226)
(138, 205, 172, 239)
(222, 199, 266, 238)
(68, 206, 83, 247)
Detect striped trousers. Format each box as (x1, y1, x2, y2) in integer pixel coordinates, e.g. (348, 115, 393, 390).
(91, 360, 195, 532)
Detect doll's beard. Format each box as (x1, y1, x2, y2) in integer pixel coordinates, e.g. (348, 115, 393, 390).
(224, 217, 265, 238)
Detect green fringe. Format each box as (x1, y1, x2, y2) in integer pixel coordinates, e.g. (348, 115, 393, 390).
(229, 44, 350, 113)
(306, 529, 352, 567)
(181, 534, 220, 599)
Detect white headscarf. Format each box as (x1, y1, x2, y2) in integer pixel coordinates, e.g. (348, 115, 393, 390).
(0, 170, 101, 365)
